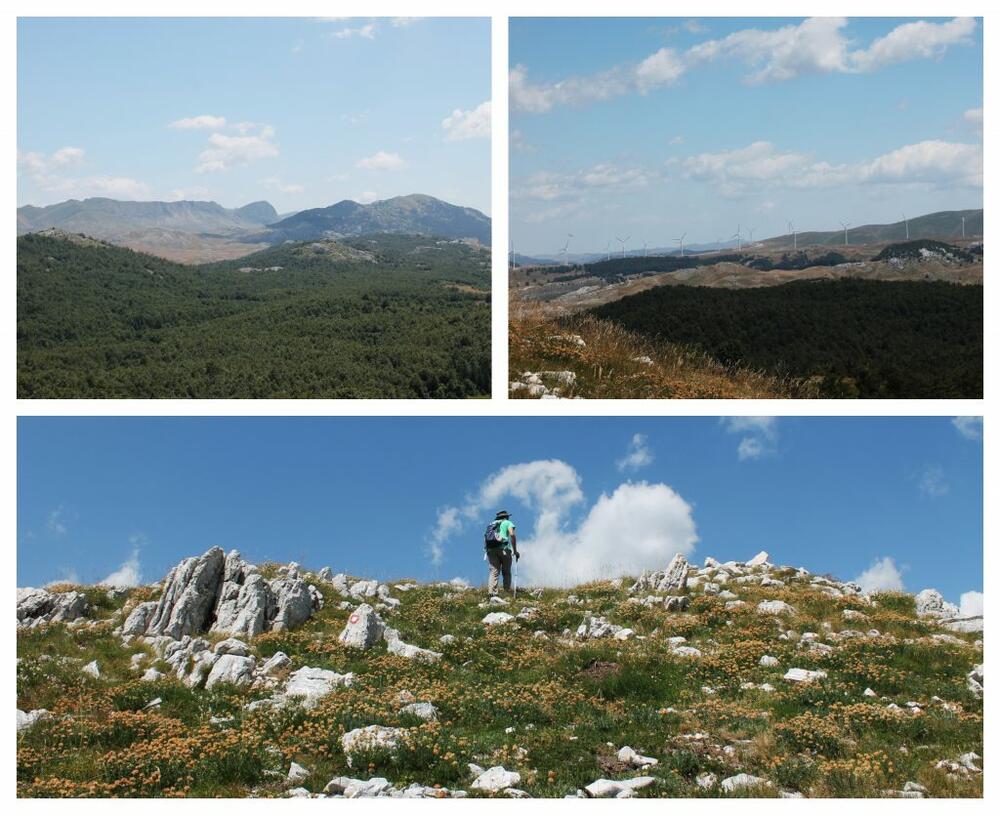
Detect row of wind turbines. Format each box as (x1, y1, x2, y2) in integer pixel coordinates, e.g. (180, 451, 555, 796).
(510, 213, 972, 269)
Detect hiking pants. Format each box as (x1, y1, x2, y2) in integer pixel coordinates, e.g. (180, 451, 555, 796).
(487, 549, 512, 594)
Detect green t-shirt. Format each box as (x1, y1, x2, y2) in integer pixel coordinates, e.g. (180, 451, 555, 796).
(487, 519, 515, 549)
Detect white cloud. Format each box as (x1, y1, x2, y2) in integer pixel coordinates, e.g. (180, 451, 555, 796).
(47, 506, 67, 536)
(428, 459, 697, 586)
(918, 465, 949, 497)
(513, 164, 655, 202)
(617, 433, 653, 472)
(15, 146, 147, 202)
(959, 590, 983, 617)
(721, 417, 777, 461)
(849, 17, 977, 73)
(391, 17, 420, 28)
(357, 190, 378, 204)
(856, 556, 905, 593)
(330, 22, 376, 40)
(169, 114, 227, 130)
(19, 147, 86, 175)
(682, 138, 981, 195)
(442, 101, 491, 141)
(100, 547, 142, 589)
(357, 151, 407, 171)
(196, 125, 279, 173)
(952, 416, 983, 441)
(512, 18, 977, 113)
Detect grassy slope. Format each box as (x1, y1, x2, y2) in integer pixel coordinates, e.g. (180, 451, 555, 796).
(18, 569, 982, 798)
(509, 303, 795, 399)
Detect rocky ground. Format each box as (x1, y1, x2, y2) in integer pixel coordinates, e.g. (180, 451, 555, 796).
(17, 548, 982, 798)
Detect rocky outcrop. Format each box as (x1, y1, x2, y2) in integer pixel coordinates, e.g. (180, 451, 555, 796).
(17, 587, 90, 628)
(341, 725, 406, 767)
(630, 553, 689, 594)
(338, 604, 385, 649)
(136, 548, 322, 641)
(915, 589, 960, 618)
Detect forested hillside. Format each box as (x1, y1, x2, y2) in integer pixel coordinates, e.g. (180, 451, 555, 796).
(590, 279, 982, 399)
(17, 233, 490, 399)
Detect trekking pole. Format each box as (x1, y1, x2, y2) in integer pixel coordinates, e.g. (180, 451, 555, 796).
(513, 557, 518, 599)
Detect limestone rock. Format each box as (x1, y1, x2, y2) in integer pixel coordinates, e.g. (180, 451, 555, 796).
(721, 773, 769, 793)
(120, 601, 158, 636)
(213, 637, 251, 656)
(783, 668, 827, 684)
(757, 600, 796, 616)
(205, 653, 256, 689)
(145, 547, 226, 638)
(17, 708, 50, 732)
(17, 587, 90, 628)
(471, 766, 521, 793)
(617, 745, 658, 768)
(287, 762, 310, 784)
(482, 612, 515, 626)
(400, 701, 438, 721)
(384, 628, 442, 663)
(338, 603, 385, 649)
(341, 725, 405, 766)
(284, 666, 354, 708)
(914, 589, 960, 618)
(584, 777, 655, 798)
(746, 551, 770, 568)
(630, 553, 689, 594)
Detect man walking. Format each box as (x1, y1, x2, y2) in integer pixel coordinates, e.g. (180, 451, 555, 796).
(484, 510, 519, 595)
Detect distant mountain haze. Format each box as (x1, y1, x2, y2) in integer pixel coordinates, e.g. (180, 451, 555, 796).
(17, 194, 491, 263)
(255, 194, 491, 245)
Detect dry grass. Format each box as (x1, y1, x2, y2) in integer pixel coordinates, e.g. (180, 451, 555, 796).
(509, 301, 798, 399)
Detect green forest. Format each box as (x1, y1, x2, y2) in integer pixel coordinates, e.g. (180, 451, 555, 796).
(590, 278, 982, 398)
(17, 233, 490, 398)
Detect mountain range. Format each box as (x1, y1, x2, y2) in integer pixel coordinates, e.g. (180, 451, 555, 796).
(516, 209, 983, 264)
(17, 194, 491, 263)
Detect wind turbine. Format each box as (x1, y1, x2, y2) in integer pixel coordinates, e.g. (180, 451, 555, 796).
(605, 239, 612, 261)
(717, 236, 724, 252)
(510, 240, 517, 270)
(788, 221, 797, 251)
(961, 216, 966, 238)
(616, 235, 630, 259)
(902, 213, 909, 240)
(560, 232, 573, 266)
(731, 224, 742, 252)
(839, 221, 851, 246)
(642, 240, 648, 258)
(673, 232, 686, 257)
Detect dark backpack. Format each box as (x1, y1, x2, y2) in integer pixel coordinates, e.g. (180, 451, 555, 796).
(484, 520, 505, 549)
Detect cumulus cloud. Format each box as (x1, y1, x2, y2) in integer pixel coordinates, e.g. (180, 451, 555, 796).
(18, 146, 152, 201)
(100, 535, 147, 589)
(196, 125, 279, 173)
(857, 140, 982, 188)
(856, 556, 905, 593)
(357, 151, 407, 171)
(952, 416, 983, 441)
(442, 101, 491, 141)
(428, 459, 697, 586)
(721, 417, 777, 460)
(357, 190, 379, 204)
(918, 465, 949, 497)
(169, 114, 227, 130)
(959, 590, 983, 617)
(512, 18, 976, 113)
(617, 433, 654, 472)
(100, 548, 142, 589)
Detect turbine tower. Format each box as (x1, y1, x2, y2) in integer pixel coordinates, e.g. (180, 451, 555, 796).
(674, 232, 686, 257)
(510, 240, 516, 271)
(605, 239, 611, 262)
(839, 221, 851, 246)
(961, 216, 966, 238)
(560, 232, 573, 267)
(788, 220, 797, 251)
(731, 224, 742, 252)
(642, 240, 648, 258)
(747, 227, 755, 246)
(717, 236, 724, 253)
(616, 235, 630, 259)
(902, 213, 909, 240)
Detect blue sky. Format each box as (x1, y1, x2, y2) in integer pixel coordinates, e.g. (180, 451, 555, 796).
(510, 17, 983, 255)
(18, 417, 982, 609)
(18, 17, 491, 213)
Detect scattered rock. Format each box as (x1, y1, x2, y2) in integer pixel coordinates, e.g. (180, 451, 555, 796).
(283, 666, 355, 709)
(341, 725, 406, 767)
(721, 773, 770, 794)
(81, 660, 100, 678)
(338, 604, 385, 650)
(482, 612, 515, 626)
(471, 765, 522, 793)
(783, 668, 827, 684)
(757, 600, 796, 616)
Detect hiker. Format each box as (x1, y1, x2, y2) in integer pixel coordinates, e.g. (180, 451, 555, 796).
(484, 510, 519, 595)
